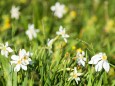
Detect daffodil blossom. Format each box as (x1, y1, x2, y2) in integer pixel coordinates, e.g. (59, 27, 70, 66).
(26, 24, 39, 40)
(11, 49, 32, 72)
(56, 26, 69, 43)
(0, 42, 13, 57)
(10, 5, 20, 19)
(51, 2, 66, 18)
(76, 48, 86, 67)
(68, 67, 82, 84)
(88, 52, 110, 72)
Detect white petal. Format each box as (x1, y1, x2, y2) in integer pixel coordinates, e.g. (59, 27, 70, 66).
(51, 6, 55, 11)
(103, 61, 110, 72)
(80, 59, 85, 66)
(6, 47, 13, 52)
(14, 64, 20, 72)
(83, 58, 86, 61)
(21, 65, 27, 70)
(56, 31, 61, 35)
(1, 50, 8, 57)
(95, 60, 103, 72)
(11, 55, 19, 60)
(75, 77, 80, 84)
(19, 49, 26, 58)
(64, 38, 67, 43)
(88, 55, 101, 64)
(5, 42, 8, 47)
(10, 61, 17, 65)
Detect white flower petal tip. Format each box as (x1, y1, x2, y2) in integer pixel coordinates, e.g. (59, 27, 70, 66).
(26, 24, 39, 40)
(89, 52, 110, 72)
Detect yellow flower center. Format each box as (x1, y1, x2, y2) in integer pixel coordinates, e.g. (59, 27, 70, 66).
(102, 55, 107, 60)
(77, 48, 82, 53)
(17, 60, 21, 64)
(61, 31, 65, 35)
(23, 56, 27, 61)
(73, 74, 77, 78)
(2, 46, 6, 51)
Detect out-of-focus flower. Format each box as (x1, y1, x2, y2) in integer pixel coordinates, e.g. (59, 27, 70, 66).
(56, 26, 69, 43)
(0, 15, 11, 32)
(73, 48, 86, 66)
(88, 52, 110, 72)
(26, 24, 39, 40)
(104, 19, 115, 33)
(10, 5, 20, 20)
(72, 46, 76, 50)
(70, 10, 77, 19)
(88, 15, 97, 25)
(0, 42, 13, 57)
(11, 49, 32, 72)
(68, 67, 82, 84)
(51, 2, 66, 18)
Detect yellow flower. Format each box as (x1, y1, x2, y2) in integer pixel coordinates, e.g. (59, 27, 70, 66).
(105, 19, 114, 33)
(72, 46, 76, 50)
(0, 15, 11, 32)
(70, 10, 77, 19)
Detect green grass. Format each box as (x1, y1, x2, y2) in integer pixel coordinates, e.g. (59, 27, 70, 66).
(0, 0, 115, 86)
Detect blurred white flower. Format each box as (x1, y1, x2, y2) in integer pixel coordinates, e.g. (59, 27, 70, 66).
(56, 26, 69, 43)
(47, 38, 55, 53)
(51, 2, 66, 18)
(68, 67, 82, 84)
(10, 5, 20, 20)
(0, 42, 13, 57)
(88, 52, 110, 72)
(11, 49, 32, 72)
(26, 24, 39, 40)
(76, 48, 86, 67)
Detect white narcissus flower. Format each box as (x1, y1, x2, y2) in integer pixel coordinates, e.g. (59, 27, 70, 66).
(74, 48, 86, 67)
(51, 2, 66, 18)
(0, 42, 13, 57)
(11, 49, 32, 72)
(88, 52, 110, 72)
(26, 24, 39, 40)
(68, 67, 82, 84)
(10, 5, 20, 20)
(56, 26, 69, 43)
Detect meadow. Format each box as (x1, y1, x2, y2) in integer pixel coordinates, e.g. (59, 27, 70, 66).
(0, 0, 115, 86)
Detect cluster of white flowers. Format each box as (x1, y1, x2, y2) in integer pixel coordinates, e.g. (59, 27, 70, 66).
(70, 48, 110, 84)
(11, 49, 32, 72)
(0, 42, 32, 72)
(47, 26, 69, 53)
(8, 3, 111, 85)
(89, 52, 110, 72)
